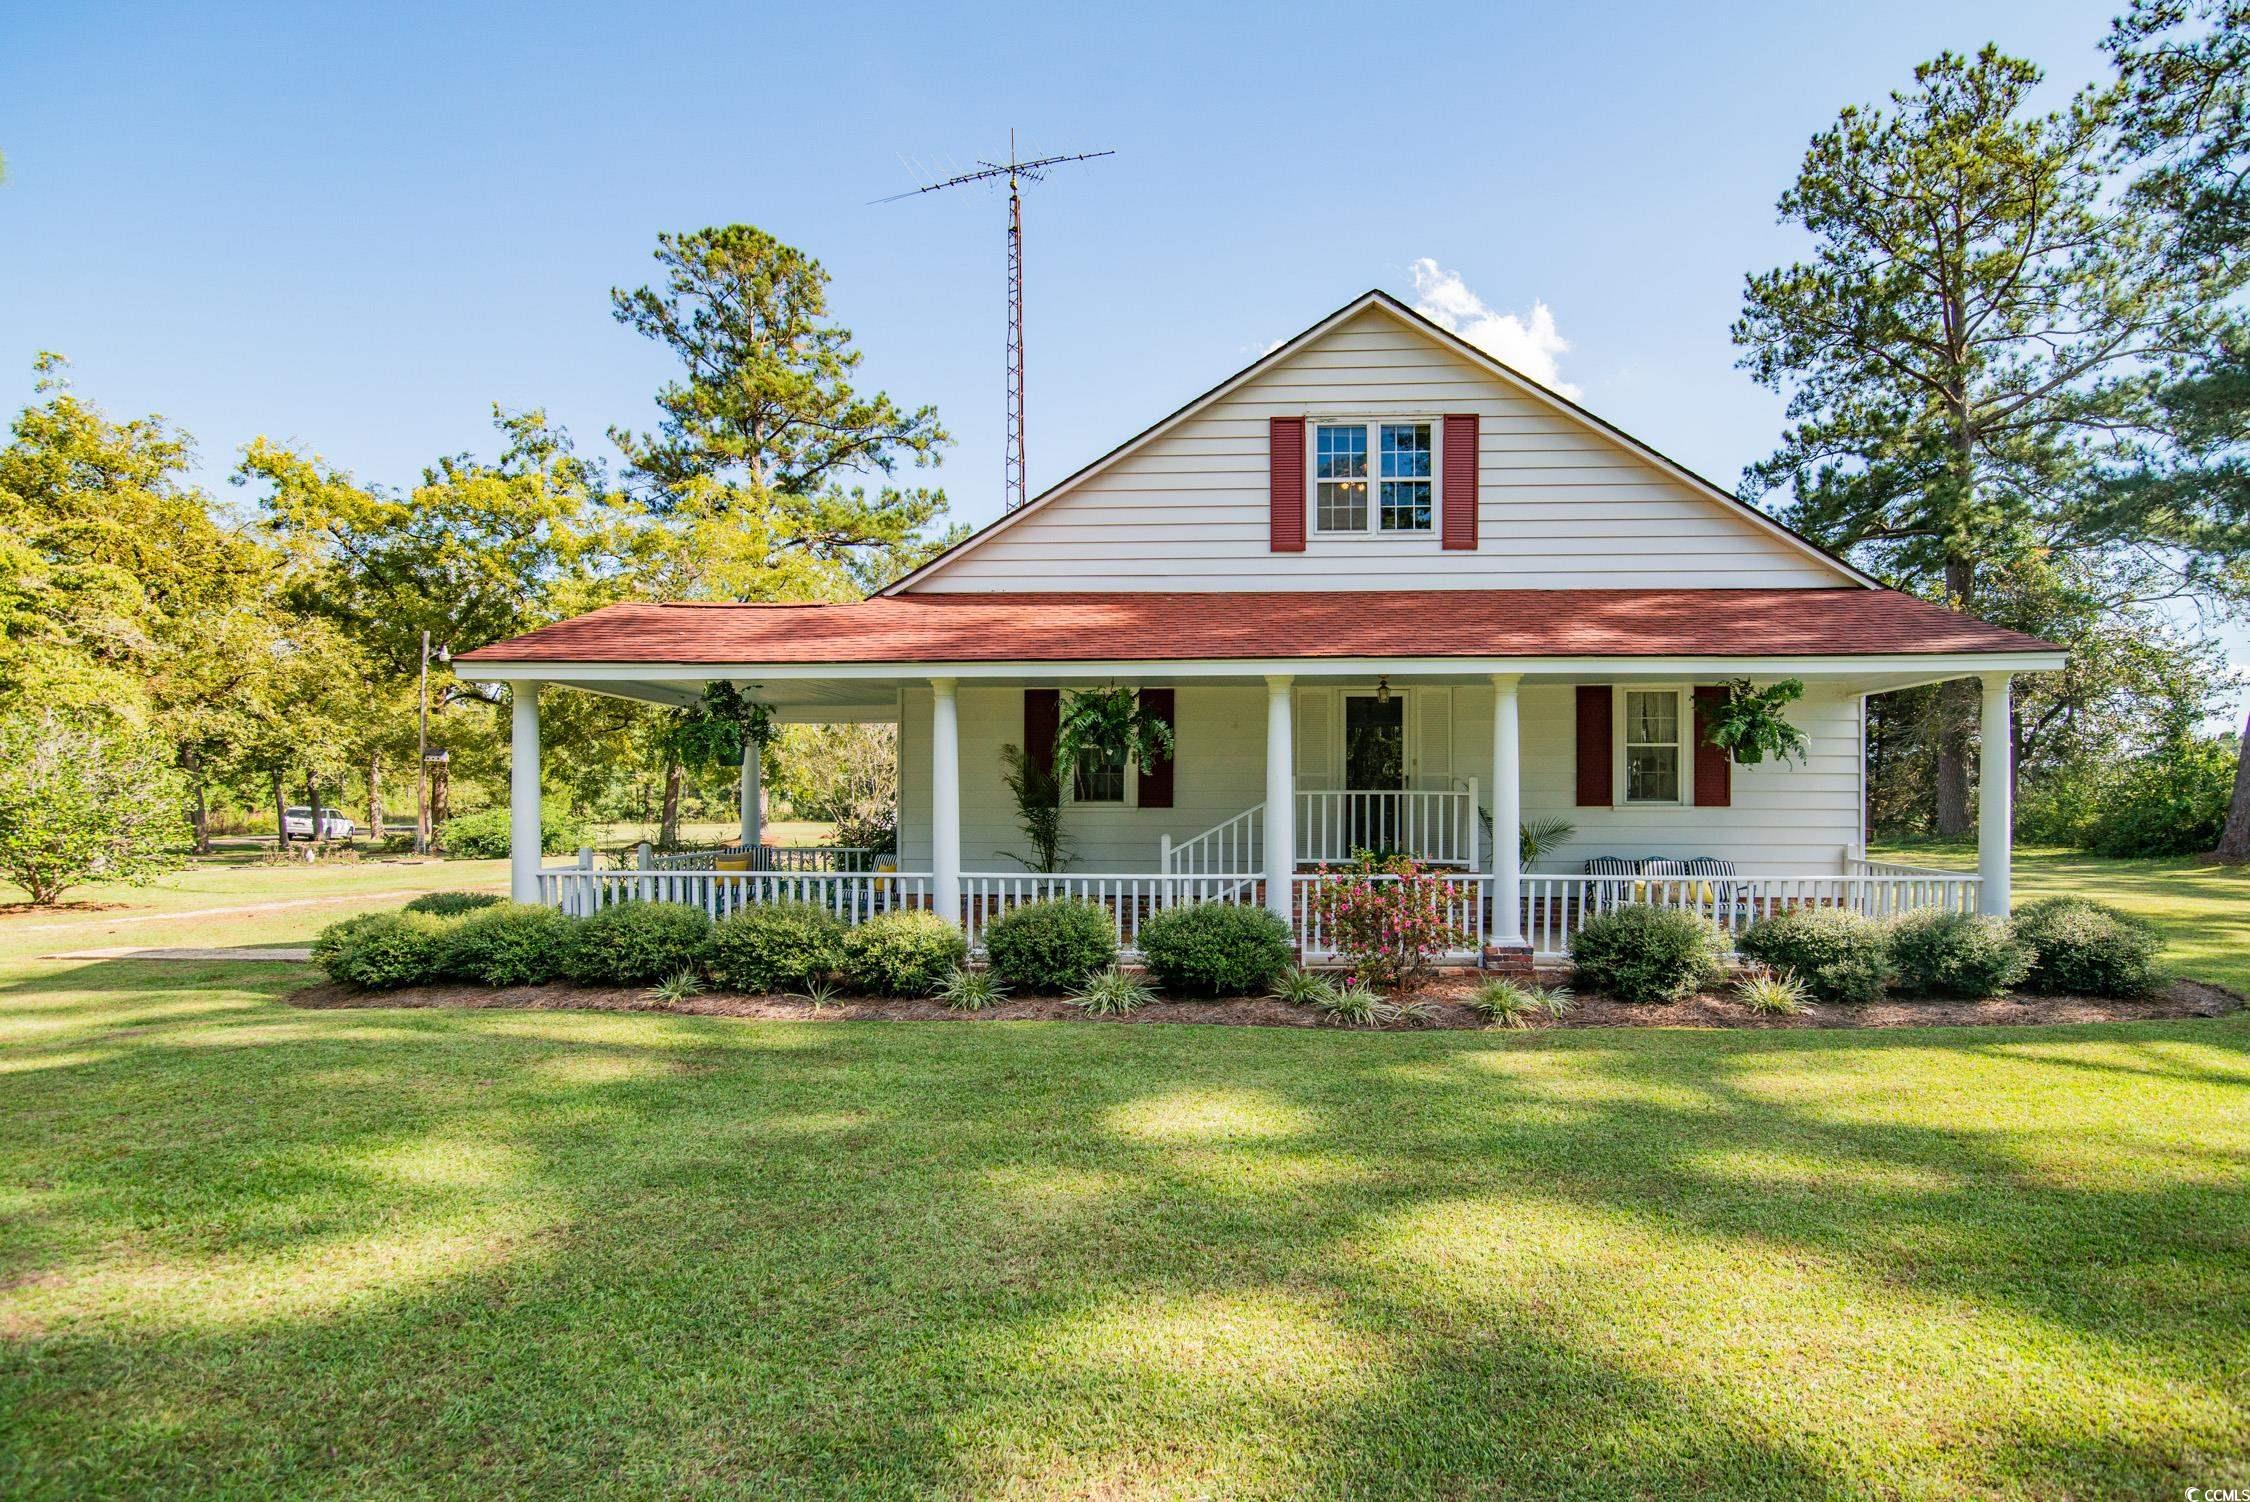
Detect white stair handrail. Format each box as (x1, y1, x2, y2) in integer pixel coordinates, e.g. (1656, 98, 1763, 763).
(1163, 802, 1264, 874)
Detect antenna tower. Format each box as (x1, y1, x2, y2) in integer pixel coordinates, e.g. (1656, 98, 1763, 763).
(879, 132, 1114, 510)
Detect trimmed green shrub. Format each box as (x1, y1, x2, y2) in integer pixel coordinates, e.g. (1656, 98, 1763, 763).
(403, 890, 507, 917)
(314, 910, 455, 990)
(840, 910, 966, 996)
(1569, 904, 1726, 1004)
(707, 901, 846, 994)
(1735, 907, 1893, 1003)
(980, 899, 1117, 992)
(438, 902, 574, 986)
(2013, 896, 2164, 998)
(565, 900, 713, 987)
(1135, 903, 1293, 996)
(1886, 910, 2031, 999)
(436, 802, 588, 859)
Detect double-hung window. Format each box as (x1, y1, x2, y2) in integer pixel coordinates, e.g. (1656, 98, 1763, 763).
(1621, 689, 1684, 805)
(1073, 743, 1126, 804)
(1311, 420, 1433, 534)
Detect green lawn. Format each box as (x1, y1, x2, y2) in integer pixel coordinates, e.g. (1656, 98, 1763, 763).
(1, 853, 2245, 1498)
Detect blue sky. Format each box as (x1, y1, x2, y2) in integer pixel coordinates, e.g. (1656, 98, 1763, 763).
(4, 0, 2240, 707)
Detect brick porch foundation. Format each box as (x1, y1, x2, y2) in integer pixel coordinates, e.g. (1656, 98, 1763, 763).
(1481, 942, 1535, 979)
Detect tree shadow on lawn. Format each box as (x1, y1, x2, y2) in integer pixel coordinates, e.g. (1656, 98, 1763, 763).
(1, 965, 2245, 1498)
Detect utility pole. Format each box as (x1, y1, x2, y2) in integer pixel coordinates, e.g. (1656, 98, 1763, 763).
(415, 632, 448, 855)
(416, 630, 430, 855)
(879, 135, 1113, 512)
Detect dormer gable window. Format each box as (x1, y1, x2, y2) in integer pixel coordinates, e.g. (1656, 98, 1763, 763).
(1311, 420, 1434, 535)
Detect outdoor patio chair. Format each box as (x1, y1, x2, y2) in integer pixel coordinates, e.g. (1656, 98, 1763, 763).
(1685, 857, 1752, 923)
(1582, 857, 1640, 876)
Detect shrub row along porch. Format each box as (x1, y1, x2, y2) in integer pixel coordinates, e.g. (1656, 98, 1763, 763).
(461, 591, 2059, 963)
(535, 860, 1979, 962)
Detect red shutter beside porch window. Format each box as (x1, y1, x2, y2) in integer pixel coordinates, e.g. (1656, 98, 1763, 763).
(1136, 689, 1175, 808)
(1441, 412, 1478, 550)
(1693, 685, 1732, 808)
(1575, 686, 1611, 807)
(1269, 416, 1306, 552)
(1024, 688, 1059, 771)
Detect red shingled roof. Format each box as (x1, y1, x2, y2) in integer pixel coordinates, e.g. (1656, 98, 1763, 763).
(458, 589, 2057, 666)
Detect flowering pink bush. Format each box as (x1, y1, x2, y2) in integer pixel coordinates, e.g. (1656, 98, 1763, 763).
(1309, 854, 1472, 993)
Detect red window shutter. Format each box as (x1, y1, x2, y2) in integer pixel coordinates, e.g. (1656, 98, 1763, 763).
(1693, 686, 1732, 807)
(1575, 686, 1612, 807)
(1269, 416, 1306, 552)
(1441, 412, 1478, 550)
(1024, 688, 1060, 771)
(1136, 689, 1175, 808)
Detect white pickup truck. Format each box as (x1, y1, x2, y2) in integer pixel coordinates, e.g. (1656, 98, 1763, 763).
(280, 806, 357, 841)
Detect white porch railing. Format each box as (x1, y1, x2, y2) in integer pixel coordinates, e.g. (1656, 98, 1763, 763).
(1295, 785, 1477, 868)
(533, 859, 1979, 963)
(649, 843, 878, 873)
(1292, 868, 1982, 961)
(538, 867, 931, 922)
(959, 872, 1264, 954)
(1293, 872, 1493, 962)
(1162, 786, 1478, 874)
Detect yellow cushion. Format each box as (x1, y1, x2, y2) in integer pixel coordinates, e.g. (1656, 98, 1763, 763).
(712, 855, 752, 872)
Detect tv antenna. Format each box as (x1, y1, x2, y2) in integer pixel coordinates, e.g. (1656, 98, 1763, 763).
(878, 132, 1114, 511)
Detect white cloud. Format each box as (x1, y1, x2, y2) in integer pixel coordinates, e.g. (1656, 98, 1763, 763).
(1408, 258, 1580, 400)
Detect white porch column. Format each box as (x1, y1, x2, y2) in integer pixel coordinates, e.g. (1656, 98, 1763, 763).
(1978, 672, 2013, 917)
(738, 736, 762, 851)
(509, 681, 543, 903)
(930, 678, 962, 928)
(1491, 674, 1524, 945)
(1264, 675, 1295, 928)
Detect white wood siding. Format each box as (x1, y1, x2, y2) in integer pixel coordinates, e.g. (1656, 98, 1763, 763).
(1447, 682, 1865, 875)
(911, 307, 1854, 593)
(899, 680, 1861, 876)
(899, 685, 1269, 873)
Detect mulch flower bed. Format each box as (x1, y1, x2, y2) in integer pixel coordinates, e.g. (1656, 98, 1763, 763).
(286, 974, 2242, 1031)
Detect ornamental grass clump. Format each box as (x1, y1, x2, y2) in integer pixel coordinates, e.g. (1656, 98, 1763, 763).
(2012, 895, 2164, 998)
(1885, 910, 2031, 999)
(1270, 967, 1338, 1007)
(1734, 967, 1813, 1016)
(1315, 980, 1399, 1028)
(937, 967, 1007, 1012)
(1067, 966, 1156, 1016)
(1569, 904, 1726, 1004)
(1309, 855, 1471, 993)
(1469, 978, 1574, 1028)
(1735, 906, 1892, 1003)
(641, 968, 706, 1008)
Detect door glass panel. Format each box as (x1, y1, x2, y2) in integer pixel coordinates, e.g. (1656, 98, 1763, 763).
(1344, 695, 1406, 854)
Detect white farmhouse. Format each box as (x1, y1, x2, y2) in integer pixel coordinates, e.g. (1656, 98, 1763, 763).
(461, 292, 2062, 964)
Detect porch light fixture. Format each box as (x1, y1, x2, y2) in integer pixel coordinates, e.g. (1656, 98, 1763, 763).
(1376, 675, 1391, 705)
